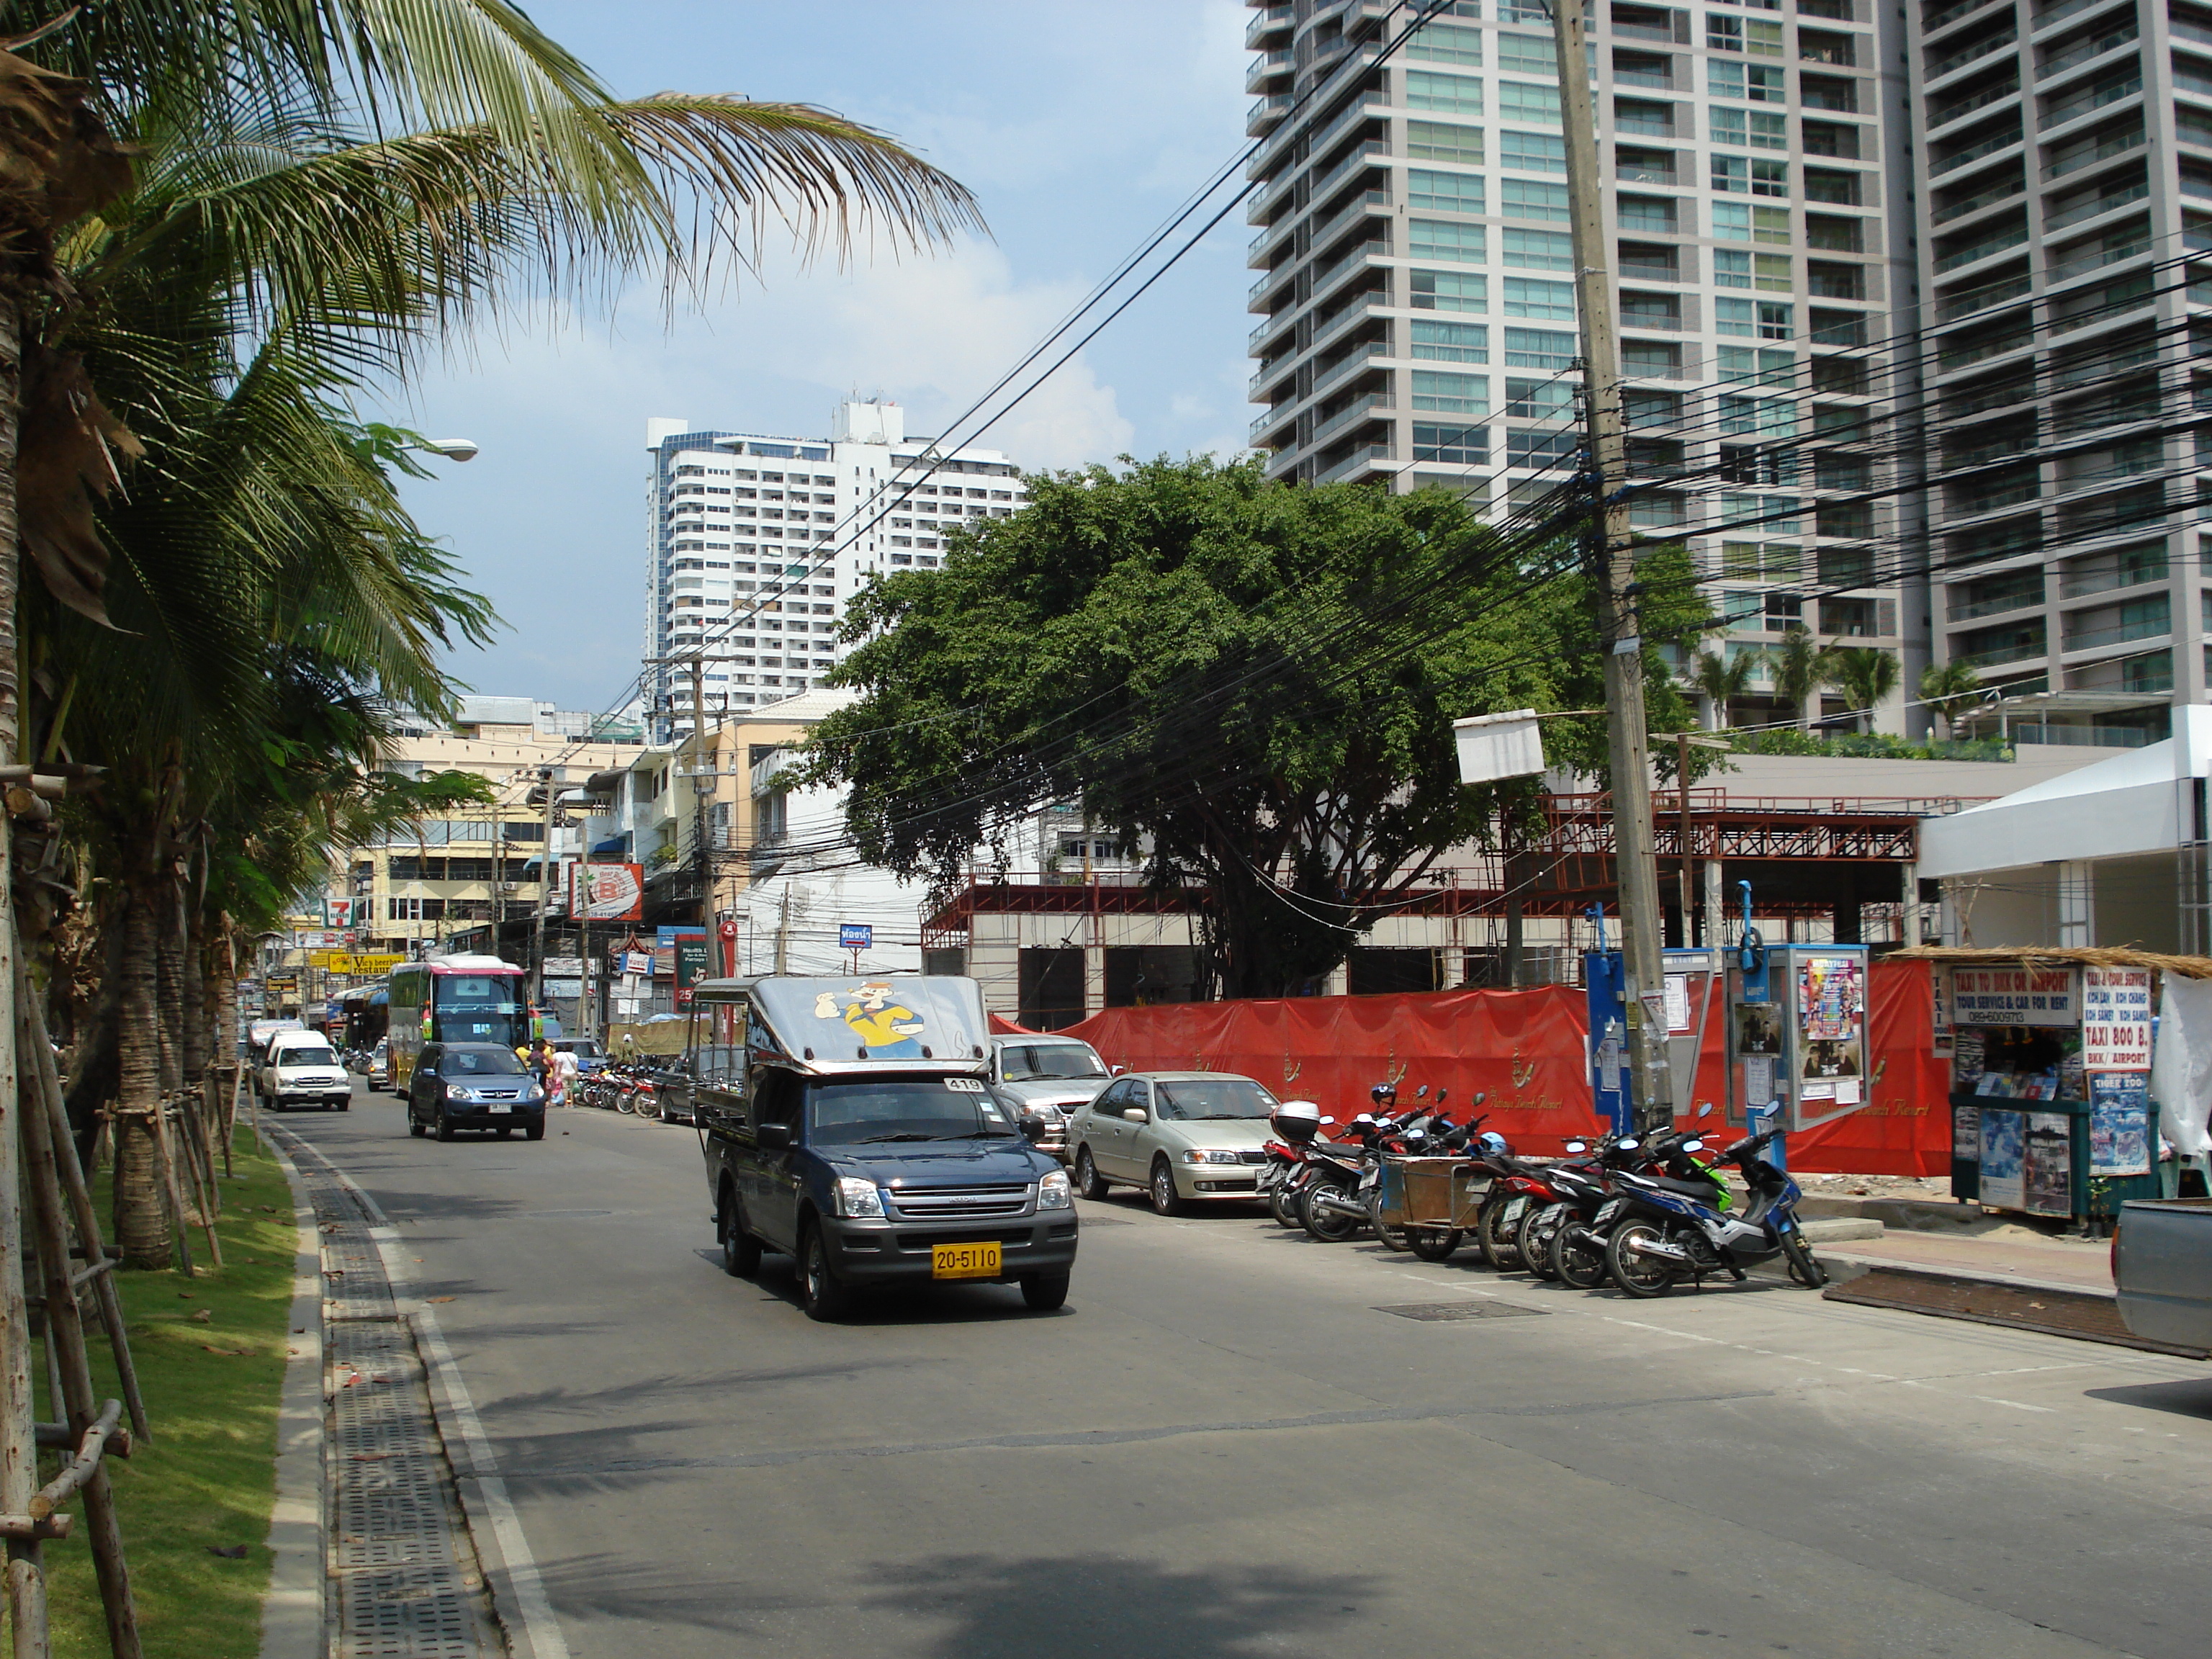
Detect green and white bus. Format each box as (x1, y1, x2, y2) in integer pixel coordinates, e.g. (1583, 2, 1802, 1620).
(387, 954, 529, 1088)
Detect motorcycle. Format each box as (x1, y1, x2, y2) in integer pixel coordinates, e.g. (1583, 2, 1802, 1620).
(1601, 1126, 1827, 1298)
(1525, 1114, 1728, 1288)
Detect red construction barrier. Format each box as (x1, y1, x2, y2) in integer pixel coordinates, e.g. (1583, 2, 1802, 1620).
(1058, 960, 1949, 1176)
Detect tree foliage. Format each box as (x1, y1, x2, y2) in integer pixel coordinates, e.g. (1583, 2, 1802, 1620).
(808, 457, 1706, 998)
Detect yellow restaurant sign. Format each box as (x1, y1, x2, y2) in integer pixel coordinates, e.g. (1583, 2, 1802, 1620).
(310, 952, 405, 976)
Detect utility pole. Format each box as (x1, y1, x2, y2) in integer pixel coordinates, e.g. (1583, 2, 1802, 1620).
(1553, 0, 1673, 1133)
(529, 765, 556, 1025)
(688, 656, 714, 935)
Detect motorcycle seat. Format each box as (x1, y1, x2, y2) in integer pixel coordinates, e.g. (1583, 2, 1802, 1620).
(1640, 1174, 1725, 1201)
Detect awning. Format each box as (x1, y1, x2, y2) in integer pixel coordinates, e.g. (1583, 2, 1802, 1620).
(591, 835, 630, 856)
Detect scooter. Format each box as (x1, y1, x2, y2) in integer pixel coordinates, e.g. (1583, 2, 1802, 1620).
(1601, 1127, 1827, 1298)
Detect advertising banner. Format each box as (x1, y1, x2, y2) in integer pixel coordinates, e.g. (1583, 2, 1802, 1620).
(570, 862, 644, 922)
(674, 939, 711, 1007)
(2087, 1071, 2152, 1177)
(2080, 966, 2153, 1071)
(1951, 966, 2080, 1027)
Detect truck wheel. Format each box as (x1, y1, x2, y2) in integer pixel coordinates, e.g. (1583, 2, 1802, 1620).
(1074, 1146, 1109, 1201)
(1021, 1274, 1070, 1312)
(524, 1122, 545, 1142)
(719, 1190, 762, 1279)
(409, 1118, 426, 1139)
(435, 1107, 455, 1143)
(799, 1224, 850, 1321)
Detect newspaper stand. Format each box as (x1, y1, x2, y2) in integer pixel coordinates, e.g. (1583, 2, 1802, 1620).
(1908, 949, 2164, 1226)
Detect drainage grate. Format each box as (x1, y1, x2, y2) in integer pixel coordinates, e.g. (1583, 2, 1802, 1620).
(264, 1123, 503, 1658)
(1375, 1301, 1550, 1321)
(1824, 1267, 2210, 1358)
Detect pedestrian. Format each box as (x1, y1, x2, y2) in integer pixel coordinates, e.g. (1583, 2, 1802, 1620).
(550, 1043, 579, 1107)
(619, 1028, 639, 1062)
(528, 1038, 552, 1095)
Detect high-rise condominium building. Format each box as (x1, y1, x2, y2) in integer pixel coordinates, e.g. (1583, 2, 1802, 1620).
(1245, 0, 1915, 729)
(643, 401, 1026, 737)
(1912, 0, 2212, 747)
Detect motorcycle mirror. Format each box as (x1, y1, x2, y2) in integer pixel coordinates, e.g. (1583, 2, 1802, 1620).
(1436, 1089, 1449, 1105)
(1320, 1115, 1335, 1125)
(1682, 1138, 1705, 1153)
(1696, 1102, 1714, 1119)
(1473, 1092, 1486, 1105)
(1563, 1141, 1588, 1154)
(1618, 1136, 1641, 1150)
(1416, 1084, 1429, 1099)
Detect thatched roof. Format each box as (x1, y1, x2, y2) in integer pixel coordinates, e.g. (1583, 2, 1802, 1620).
(1889, 945, 2212, 980)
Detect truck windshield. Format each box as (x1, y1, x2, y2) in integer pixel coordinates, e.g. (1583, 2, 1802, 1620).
(280, 1044, 338, 1068)
(1156, 1078, 1278, 1120)
(1000, 1043, 1109, 1082)
(807, 1079, 1015, 1144)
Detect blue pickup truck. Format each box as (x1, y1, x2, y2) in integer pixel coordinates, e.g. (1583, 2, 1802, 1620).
(693, 974, 1079, 1321)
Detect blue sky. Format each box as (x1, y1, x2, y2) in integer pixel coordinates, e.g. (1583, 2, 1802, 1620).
(374, 0, 1252, 712)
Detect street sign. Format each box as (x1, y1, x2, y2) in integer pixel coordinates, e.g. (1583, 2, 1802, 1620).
(542, 956, 585, 978)
(318, 952, 405, 976)
(839, 923, 873, 951)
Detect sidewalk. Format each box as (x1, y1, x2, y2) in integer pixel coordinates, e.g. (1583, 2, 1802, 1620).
(1825, 1226, 2116, 1297)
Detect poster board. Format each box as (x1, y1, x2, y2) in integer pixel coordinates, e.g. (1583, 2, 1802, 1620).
(2087, 1072, 2152, 1177)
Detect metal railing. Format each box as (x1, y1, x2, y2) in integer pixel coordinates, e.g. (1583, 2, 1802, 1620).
(1932, 122, 2023, 174)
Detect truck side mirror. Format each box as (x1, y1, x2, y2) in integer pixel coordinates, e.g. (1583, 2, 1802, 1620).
(755, 1122, 791, 1151)
(1019, 1116, 1046, 1143)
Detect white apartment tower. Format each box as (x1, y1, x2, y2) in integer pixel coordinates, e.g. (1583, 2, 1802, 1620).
(1911, 0, 2212, 747)
(1244, 0, 1919, 729)
(643, 402, 1027, 737)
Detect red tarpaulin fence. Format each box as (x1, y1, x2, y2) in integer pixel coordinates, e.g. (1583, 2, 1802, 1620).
(1056, 960, 1948, 1176)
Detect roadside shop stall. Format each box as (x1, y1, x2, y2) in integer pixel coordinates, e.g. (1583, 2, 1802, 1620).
(1890, 945, 2185, 1225)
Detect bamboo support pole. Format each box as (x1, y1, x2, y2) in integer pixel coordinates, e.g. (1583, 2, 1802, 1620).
(138, 1107, 192, 1279)
(2, 1010, 48, 1659)
(165, 1102, 220, 1268)
(23, 994, 146, 1444)
(0, 1516, 68, 1542)
(17, 989, 141, 1659)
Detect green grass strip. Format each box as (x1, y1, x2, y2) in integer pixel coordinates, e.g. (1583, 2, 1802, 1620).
(28, 1127, 302, 1659)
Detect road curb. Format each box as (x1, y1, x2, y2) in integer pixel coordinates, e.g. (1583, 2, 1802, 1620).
(256, 1119, 326, 1659)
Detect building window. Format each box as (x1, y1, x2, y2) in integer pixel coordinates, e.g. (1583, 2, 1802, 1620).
(1410, 169, 1487, 213)
(1719, 394, 1797, 439)
(1617, 194, 1678, 232)
(1502, 178, 1570, 221)
(1712, 251, 1794, 291)
(1713, 202, 1791, 243)
(1717, 346, 1797, 385)
(1721, 493, 1802, 531)
(1709, 61, 1786, 101)
(1407, 22, 1483, 64)
(1713, 156, 1786, 197)
(1412, 423, 1489, 464)
(1714, 298, 1794, 338)
(1505, 377, 1575, 419)
(1503, 327, 1578, 369)
(1503, 276, 1574, 318)
(1496, 31, 1559, 77)
(1509, 428, 1578, 468)
(1411, 319, 1491, 362)
(1500, 129, 1567, 174)
(1501, 228, 1574, 269)
(1406, 70, 1484, 114)
(1720, 540, 1802, 581)
(1498, 81, 1563, 126)
(1410, 269, 1489, 312)
(1407, 120, 1485, 164)
(1709, 107, 1790, 149)
(1411, 370, 1489, 414)
(1411, 218, 1488, 262)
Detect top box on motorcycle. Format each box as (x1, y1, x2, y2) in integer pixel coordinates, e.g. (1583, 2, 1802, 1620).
(1273, 1100, 1323, 1143)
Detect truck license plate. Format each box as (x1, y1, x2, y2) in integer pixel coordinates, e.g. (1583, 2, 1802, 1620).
(932, 1241, 1000, 1279)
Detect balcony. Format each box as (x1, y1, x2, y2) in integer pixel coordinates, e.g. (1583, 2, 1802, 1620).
(1249, 311, 1292, 353)
(1308, 138, 1388, 205)
(2064, 607, 2170, 653)
(1309, 394, 1394, 449)
(1924, 0, 2006, 35)
(1313, 443, 1397, 485)
(1939, 328, 2035, 371)
(2046, 232, 2150, 283)
(1248, 92, 1292, 136)
(1248, 261, 1294, 310)
(1246, 48, 1293, 94)
(2044, 178, 2149, 233)
(1309, 238, 1388, 303)
(2030, 0, 2130, 32)
(2061, 558, 2165, 600)
(2038, 69, 2141, 130)
(1932, 122, 2023, 174)
(1308, 187, 1389, 257)
(1930, 77, 2021, 131)
(1311, 339, 1388, 400)
(1245, 4, 1292, 48)
(2036, 22, 2136, 81)
(1249, 401, 1297, 444)
(1954, 626, 2051, 667)
(2044, 125, 2143, 181)
(1933, 224, 2030, 273)
(1931, 178, 2024, 227)
(1927, 30, 2018, 85)
(1948, 582, 2045, 622)
(1616, 159, 1678, 186)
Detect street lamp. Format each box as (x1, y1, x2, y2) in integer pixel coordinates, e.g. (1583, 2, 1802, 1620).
(415, 437, 480, 462)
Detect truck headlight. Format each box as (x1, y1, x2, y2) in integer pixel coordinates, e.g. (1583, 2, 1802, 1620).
(835, 1177, 884, 1218)
(1180, 1148, 1241, 1164)
(446, 1087, 477, 1103)
(1036, 1169, 1071, 1210)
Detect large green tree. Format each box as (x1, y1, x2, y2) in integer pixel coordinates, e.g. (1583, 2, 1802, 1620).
(808, 457, 1704, 999)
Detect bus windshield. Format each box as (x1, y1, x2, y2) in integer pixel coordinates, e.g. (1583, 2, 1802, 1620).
(433, 976, 526, 1049)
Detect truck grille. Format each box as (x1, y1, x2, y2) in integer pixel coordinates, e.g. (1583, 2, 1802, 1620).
(887, 1182, 1031, 1220)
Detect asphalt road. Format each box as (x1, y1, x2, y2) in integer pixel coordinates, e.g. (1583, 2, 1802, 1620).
(282, 1086, 2212, 1659)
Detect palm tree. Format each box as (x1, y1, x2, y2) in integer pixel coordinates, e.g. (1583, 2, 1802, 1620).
(1691, 647, 1758, 730)
(6, 8, 984, 1262)
(1920, 660, 1984, 741)
(1832, 647, 1901, 735)
(1769, 626, 1841, 732)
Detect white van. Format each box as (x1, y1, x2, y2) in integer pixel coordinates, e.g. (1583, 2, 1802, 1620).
(257, 1030, 353, 1112)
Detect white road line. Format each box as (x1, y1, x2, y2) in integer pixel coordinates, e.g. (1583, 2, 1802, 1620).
(315, 1154, 574, 1659)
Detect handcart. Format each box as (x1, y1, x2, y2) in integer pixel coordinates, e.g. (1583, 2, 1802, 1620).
(1376, 1155, 1489, 1262)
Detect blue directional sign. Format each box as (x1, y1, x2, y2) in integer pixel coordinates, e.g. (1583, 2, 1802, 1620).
(839, 923, 873, 951)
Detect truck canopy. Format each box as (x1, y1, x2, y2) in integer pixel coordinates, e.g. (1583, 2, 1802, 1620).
(690, 974, 989, 1074)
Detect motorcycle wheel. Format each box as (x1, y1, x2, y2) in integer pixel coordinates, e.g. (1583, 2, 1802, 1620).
(1408, 1227, 1460, 1263)
(1269, 1179, 1303, 1229)
(1301, 1181, 1364, 1243)
(1781, 1228, 1829, 1288)
(1368, 1189, 1411, 1252)
(1519, 1202, 1563, 1282)
(1477, 1197, 1525, 1272)
(1606, 1220, 1679, 1298)
(1550, 1218, 1609, 1290)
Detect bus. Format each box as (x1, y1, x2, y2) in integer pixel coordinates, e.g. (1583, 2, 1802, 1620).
(387, 955, 529, 1087)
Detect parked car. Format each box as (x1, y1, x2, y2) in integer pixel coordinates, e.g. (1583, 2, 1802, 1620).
(256, 1031, 353, 1111)
(406, 1043, 547, 1141)
(2114, 1197, 2212, 1354)
(987, 1035, 1115, 1161)
(1067, 1071, 1284, 1216)
(696, 975, 1077, 1320)
(367, 1037, 390, 1091)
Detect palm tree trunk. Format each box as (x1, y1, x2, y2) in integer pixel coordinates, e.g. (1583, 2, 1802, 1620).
(114, 878, 170, 1268)
(183, 896, 210, 1085)
(156, 872, 184, 1094)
